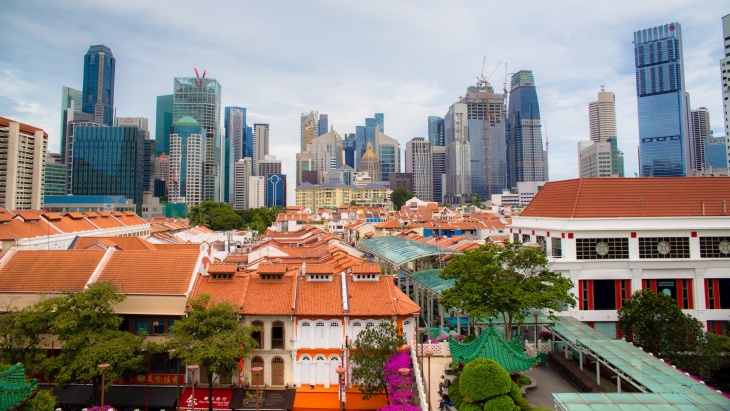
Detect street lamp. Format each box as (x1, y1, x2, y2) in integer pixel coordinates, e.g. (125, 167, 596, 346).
(187, 365, 199, 411)
(424, 350, 434, 411)
(335, 366, 346, 411)
(398, 368, 410, 411)
(98, 363, 110, 410)
(532, 311, 539, 347)
(252, 366, 263, 411)
(417, 326, 427, 368)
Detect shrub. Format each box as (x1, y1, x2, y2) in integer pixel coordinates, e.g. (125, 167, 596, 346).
(457, 402, 482, 411)
(462, 334, 476, 343)
(449, 377, 462, 409)
(514, 396, 532, 411)
(459, 359, 512, 402)
(507, 383, 521, 401)
(483, 394, 518, 411)
(517, 374, 531, 387)
(539, 330, 553, 340)
(452, 334, 466, 342)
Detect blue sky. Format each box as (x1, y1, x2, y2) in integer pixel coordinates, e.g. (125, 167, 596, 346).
(1, 1, 728, 201)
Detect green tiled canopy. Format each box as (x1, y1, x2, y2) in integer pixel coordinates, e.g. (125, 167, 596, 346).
(0, 363, 37, 411)
(449, 321, 539, 373)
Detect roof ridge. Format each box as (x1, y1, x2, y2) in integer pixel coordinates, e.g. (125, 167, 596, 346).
(571, 178, 583, 218)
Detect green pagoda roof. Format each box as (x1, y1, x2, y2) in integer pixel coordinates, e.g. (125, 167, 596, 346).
(174, 116, 200, 126)
(0, 363, 38, 411)
(449, 321, 539, 373)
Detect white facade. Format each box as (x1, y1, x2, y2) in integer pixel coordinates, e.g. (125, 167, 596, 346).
(588, 90, 617, 143)
(578, 140, 615, 177)
(234, 157, 252, 210)
(722, 14, 730, 138)
(1, 120, 47, 210)
(405, 138, 433, 202)
(253, 124, 269, 176)
(305, 130, 343, 183)
(169, 132, 204, 205)
(248, 175, 266, 209)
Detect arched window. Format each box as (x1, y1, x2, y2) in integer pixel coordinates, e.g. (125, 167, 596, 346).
(252, 320, 263, 349)
(251, 356, 264, 386)
(272, 320, 284, 349)
(271, 357, 285, 385)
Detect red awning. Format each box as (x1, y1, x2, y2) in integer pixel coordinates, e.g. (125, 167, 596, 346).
(180, 388, 234, 411)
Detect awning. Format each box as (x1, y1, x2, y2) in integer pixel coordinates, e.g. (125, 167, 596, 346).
(106, 386, 179, 409)
(229, 388, 296, 411)
(180, 388, 234, 411)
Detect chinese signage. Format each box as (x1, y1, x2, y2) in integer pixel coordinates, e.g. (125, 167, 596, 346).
(133, 373, 180, 384)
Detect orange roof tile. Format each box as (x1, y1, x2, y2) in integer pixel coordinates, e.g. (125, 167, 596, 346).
(95, 250, 200, 295)
(208, 263, 238, 274)
(305, 264, 334, 274)
(190, 273, 250, 308)
(241, 271, 297, 315)
(346, 276, 420, 316)
(521, 177, 730, 218)
(73, 237, 158, 251)
(296, 274, 344, 316)
(351, 263, 380, 274)
(257, 263, 288, 274)
(375, 219, 402, 229)
(0, 250, 105, 292)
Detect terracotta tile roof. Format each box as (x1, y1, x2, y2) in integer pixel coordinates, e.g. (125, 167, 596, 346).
(0, 250, 105, 292)
(375, 219, 402, 229)
(13, 210, 43, 221)
(257, 263, 288, 274)
(346, 276, 420, 316)
(73, 237, 158, 250)
(153, 243, 200, 250)
(96, 250, 201, 295)
(190, 273, 250, 308)
(520, 177, 730, 218)
(0, 218, 58, 240)
(113, 213, 147, 226)
(351, 263, 380, 274)
(296, 274, 344, 315)
(208, 263, 238, 274)
(88, 214, 124, 229)
(49, 214, 98, 233)
(304, 264, 334, 274)
(225, 254, 249, 263)
(241, 270, 297, 315)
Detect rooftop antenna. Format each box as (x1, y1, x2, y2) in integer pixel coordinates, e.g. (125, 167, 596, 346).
(600, 84, 605, 92)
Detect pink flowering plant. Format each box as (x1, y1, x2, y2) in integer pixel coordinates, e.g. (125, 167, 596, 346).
(380, 351, 419, 411)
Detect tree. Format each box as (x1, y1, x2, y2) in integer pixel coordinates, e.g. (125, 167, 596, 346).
(390, 188, 413, 210)
(439, 242, 576, 341)
(618, 289, 721, 377)
(165, 294, 259, 411)
(44, 282, 146, 402)
(0, 298, 56, 374)
(350, 321, 406, 402)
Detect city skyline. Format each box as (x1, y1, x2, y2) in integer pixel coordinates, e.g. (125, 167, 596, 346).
(1, 1, 727, 203)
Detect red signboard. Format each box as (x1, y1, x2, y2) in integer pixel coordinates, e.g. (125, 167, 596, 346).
(181, 388, 233, 411)
(130, 373, 181, 385)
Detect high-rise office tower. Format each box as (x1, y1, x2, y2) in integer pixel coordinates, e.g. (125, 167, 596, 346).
(354, 125, 366, 171)
(155, 94, 174, 156)
(305, 129, 343, 183)
(224, 106, 247, 203)
(172, 73, 221, 201)
(432, 146, 446, 204)
(248, 175, 266, 209)
(506, 70, 545, 188)
(689, 107, 711, 172)
(428, 116, 445, 147)
(82, 45, 115, 126)
(318, 114, 329, 137)
(579, 89, 624, 178)
(253, 124, 270, 176)
(266, 174, 286, 207)
(634, 23, 690, 177)
(154, 153, 170, 198)
(405, 137, 433, 201)
(1, 117, 47, 210)
(115, 117, 150, 139)
(44, 153, 66, 197)
(295, 152, 314, 187)
(115, 117, 154, 193)
(301, 111, 319, 152)
(343, 134, 357, 169)
(168, 116, 206, 206)
(71, 125, 145, 212)
(359, 143, 381, 183)
(460, 83, 507, 200)
(444, 102, 470, 204)
(60, 86, 82, 163)
(704, 136, 728, 173)
(258, 155, 282, 177)
(234, 157, 252, 210)
(375, 130, 400, 183)
(374, 113, 384, 133)
(721, 14, 730, 137)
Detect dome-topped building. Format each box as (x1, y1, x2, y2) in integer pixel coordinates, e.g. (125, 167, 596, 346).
(359, 143, 381, 183)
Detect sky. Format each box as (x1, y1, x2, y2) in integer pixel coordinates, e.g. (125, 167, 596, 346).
(1, 1, 728, 203)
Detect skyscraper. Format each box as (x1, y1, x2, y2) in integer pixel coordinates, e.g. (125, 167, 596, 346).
(634, 23, 690, 177)
(168, 116, 206, 205)
(224, 106, 247, 203)
(82, 45, 115, 126)
(579, 89, 624, 178)
(60, 86, 82, 163)
(444, 102, 470, 204)
(155, 94, 173, 156)
(1, 117, 47, 210)
(428, 116, 445, 147)
(301, 111, 319, 152)
(318, 114, 329, 137)
(721, 14, 730, 137)
(71, 125, 145, 212)
(305, 129, 343, 183)
(506, 70, 545, 189)
(405, 137, 432, 201)
(266, 174, 286, 207)
(689, 107, 711, 173)
(375, 130, 399, 183)
(432, 146, 446, 204)
(234, 157, 252, 210)
(374, 113, 384, 133)
(343, 133, 357, 169)
(173, 73, 221, 201)
(460, 83, 507, 200)
(253, 124, 270, 176)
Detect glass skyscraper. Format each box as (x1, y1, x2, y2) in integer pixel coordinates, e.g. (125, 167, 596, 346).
(634, 22, 689, 177)
(173, 76, 221, 201)
(224, 106, 247, 203)
(506, 70, 545, 189)
(428, 116, 445, 147)
(155, 94, 174, 156)
(71, 126, 145, 212)
(82, 45, 115, 126)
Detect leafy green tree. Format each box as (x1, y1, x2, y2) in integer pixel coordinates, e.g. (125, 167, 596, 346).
(165, 294, 259, 411)
(439, 242, 576, 341)
(43, 282, 146, 403)
(618, 289, 721, 377)
(0, 299, 56, 374)
(350, 321, 406, 402)
(390, 188, 413, 210)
